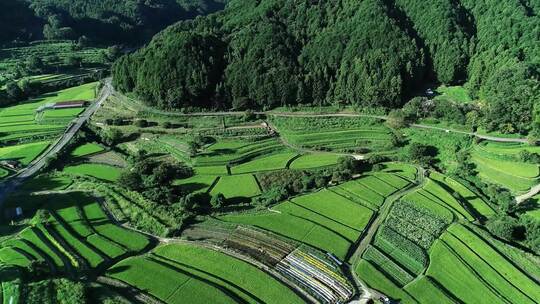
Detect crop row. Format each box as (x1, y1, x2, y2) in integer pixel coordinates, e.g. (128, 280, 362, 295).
(362, 245, 414, 286)
(374, 225, 427, 275)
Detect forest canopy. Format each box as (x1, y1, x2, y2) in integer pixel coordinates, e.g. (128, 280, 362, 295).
(113, 0, 540, 135)
(0, 0, 227, 44)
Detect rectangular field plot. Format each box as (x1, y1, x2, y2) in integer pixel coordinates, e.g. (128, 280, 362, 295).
(210, 174, 261, 200)
(356, 175, 399, 196)
(70, 143, 105, 157)
(153, 244, 304, 304)
(404, 276, 457, 304)
(291, 190, 373, 230)
(336, 181, 385, 207)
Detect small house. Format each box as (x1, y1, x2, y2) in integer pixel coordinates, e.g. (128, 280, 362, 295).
(0, 160, 21, 170)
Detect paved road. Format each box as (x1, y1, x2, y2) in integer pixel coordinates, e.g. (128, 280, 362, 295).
(0, 79, 112, 210)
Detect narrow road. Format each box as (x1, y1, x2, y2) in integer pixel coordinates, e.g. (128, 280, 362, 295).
(0, 79, 113, 209)
(516, 184, 540, 204)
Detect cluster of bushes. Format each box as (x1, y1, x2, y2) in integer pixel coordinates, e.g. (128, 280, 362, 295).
(404, 142, 438, 167)
(486, 215, 540, 254)
(21, 276, 125, 304)
(254, 157, 367, 206)
(118, 158, 193, 204)
(385, 201, 449, 249)
(518, 150, 540, 164)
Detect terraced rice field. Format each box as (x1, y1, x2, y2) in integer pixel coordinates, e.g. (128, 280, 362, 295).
(231, 151, 297, 174)
(426, 224, 540, 304)
(0, 141, 50, 165)
(154, 244, 304, 303)
(0, 193, 149, 274)
(107, 256, 237, 304)
(63, 164, 121, 182)
(289, 153, 340, 169)
(271, 116, 392, 151)
(195, 138, 284, 167)
(222, 189, 374, 260)
(429, 171, 495, 217)
(471, 146, 539, 193)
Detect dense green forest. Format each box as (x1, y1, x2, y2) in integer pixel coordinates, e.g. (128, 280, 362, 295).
(0, 0, 227, 44)
(113, 0, 540, 135)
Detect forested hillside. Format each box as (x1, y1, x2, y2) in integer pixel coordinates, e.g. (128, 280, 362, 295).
(0, 0, 227, 44)
(113, 0, 540, 135)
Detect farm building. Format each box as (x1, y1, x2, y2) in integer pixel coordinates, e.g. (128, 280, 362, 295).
(52, 100, 88, 109)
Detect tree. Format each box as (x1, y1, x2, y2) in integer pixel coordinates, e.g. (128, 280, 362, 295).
(386, 109, 408, 129)
(33, 209, 51, 226)
(55, 279, 86, 304)
(210, 193, 226, 209)
(66, 55, 83, 68)
(133, 119, 148, 128)
(487, 216, 520, 240)
(118, 171, 143, 190)
(407, 143, 437, 166)
(5, 81, 22, 100)
(27, 56, 44, 73)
